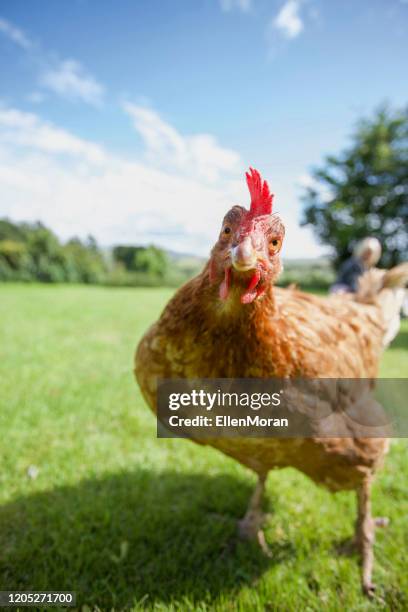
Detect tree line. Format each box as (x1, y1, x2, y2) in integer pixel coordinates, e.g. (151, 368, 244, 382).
(0, 219, 191, 287)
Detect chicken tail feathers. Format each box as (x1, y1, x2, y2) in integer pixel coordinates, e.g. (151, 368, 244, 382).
(382, 262, 408, 289)
(356, 262, 408, 347)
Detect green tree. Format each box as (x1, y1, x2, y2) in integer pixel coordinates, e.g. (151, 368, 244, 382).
(133, 246, 168, 278)
(64, 238, 107, 283)
(302, 106, 408, 267)
(112, 246, 138, 271)
(25, 223, 68, 282)
(113, 245, 169, 278)
(0, 219, 107, 284)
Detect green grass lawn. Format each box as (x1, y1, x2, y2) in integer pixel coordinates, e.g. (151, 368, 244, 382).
(0, 284, 407, 611)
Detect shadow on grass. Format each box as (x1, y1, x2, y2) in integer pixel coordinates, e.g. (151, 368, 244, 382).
(0, 470, 291, 609)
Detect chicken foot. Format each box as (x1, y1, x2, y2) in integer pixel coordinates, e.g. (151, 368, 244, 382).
(355, 479, 388, 598)
(238, 473, 271, 556)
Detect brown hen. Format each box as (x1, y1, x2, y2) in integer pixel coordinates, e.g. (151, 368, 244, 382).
(135, 168, 408, 596)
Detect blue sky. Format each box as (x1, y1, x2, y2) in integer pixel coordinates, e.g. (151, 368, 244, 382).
(0, 0, 407, 257)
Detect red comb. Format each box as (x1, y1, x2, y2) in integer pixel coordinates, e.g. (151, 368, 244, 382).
(246, 167, 274, 216)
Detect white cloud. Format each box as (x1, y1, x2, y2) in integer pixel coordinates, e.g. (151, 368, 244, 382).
(0, 105, 243, 254)
(297, 173, 317, 190)
(0, 104, 324, 258)
(273, 0, 304, 39)
(0, 107, 107, 163)
(297, 172, 332, 203)
(0, 16, 104, 107)
(40, 60, 104, 106)
(219, 0, 251, 12)
(123, 103, 241, 182)
(27, 91, 46, 104)
(0, 17, 32, 49)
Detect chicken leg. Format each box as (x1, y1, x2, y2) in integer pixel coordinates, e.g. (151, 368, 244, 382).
(238, 473, 271, 556)
(355, 478, 388, 597)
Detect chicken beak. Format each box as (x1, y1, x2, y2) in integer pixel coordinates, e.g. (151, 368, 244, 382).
(231, 236, 257, 272)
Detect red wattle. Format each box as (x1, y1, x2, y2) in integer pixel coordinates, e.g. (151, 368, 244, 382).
(256, 284, 266, 298)
(241, 270, 261, 304)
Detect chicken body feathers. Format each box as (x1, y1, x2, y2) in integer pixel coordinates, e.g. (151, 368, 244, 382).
(135, 267, 391, 492)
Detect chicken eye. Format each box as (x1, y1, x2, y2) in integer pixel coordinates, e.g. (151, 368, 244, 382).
(223, 227, 231, 235)
(269, 238, 282, 254)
